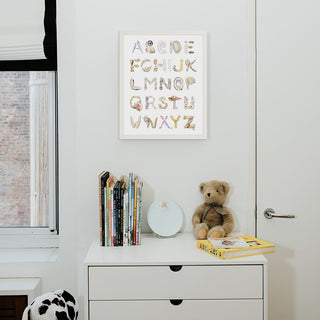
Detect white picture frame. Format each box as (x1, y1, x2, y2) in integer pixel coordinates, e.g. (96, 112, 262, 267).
(119, 31, 207, 139)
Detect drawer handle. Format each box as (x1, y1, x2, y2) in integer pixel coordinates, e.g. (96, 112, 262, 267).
(170, 299, 183, 306)
(169, 265, 182, 272)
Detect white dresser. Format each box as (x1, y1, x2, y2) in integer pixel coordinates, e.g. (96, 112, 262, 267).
(84, 233, 268, 320)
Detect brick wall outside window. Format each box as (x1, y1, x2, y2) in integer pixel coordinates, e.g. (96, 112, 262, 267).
(0, 72, 30, 226)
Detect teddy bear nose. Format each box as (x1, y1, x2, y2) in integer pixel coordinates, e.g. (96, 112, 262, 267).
(207, 193, 211, 197)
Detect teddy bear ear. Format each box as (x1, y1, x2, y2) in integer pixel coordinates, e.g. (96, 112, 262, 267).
(199, 183, 205, 194)
(221, 182, 230, 194)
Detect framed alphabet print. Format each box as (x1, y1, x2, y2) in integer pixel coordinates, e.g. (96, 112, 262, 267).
(119, 31, 207, 139)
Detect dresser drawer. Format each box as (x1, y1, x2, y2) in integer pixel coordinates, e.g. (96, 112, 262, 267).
(90, 300, 263, 320)
(89, 265, 263, 300)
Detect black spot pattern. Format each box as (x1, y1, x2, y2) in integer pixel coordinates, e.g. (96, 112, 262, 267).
(42, 299, 51, 305)
(61, 290, 76, 305)
(59, 300, 66, 308)
(67, 305, 75, 320)
(56, 311, 69, 320)
(27, 291, 77, 320)
(38, 305, 49, 315)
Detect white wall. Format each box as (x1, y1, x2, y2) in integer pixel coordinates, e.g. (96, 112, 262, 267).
(75, 0, 255, 235)
(75, 0, 255, 313)
(0, 1, 255, 318)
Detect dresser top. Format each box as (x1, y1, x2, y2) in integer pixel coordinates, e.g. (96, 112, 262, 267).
(84, 233, 268, 266)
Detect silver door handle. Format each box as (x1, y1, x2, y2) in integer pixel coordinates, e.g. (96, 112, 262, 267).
(264, 208, 296, 219)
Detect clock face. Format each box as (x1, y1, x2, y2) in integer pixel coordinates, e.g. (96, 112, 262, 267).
(147, 200, 184, 237)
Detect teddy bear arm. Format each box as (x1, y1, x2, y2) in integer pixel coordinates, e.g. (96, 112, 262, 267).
(192, 204, 206, 226)
(222, 209, 234, 235)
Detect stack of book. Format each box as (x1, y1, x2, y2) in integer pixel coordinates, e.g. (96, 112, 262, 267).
(99, 171, 143, 246)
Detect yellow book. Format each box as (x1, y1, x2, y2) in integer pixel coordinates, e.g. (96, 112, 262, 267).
(197, 235, 275, 259)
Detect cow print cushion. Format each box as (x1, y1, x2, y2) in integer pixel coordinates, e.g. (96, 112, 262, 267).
(22, 290, 79, 320)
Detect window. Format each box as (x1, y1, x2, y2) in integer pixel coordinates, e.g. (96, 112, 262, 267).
(0, 0, 57, 248)
(0, 70, 58, 248)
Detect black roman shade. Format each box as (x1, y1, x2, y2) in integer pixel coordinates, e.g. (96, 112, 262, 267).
(0, 0, 56, 71)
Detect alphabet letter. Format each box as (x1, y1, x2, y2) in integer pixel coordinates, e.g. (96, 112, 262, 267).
(185, 77, 196, 89)
(144, 78, 157, 90)
(130, 78, 141, 90)
(173, 59, 184, 72)
(184, 115, 195, 129)
(174, 77, 184, 91)
(184, 41, 195, 54)
(184, 96, 195, 109)
(130, 96, 142, 112)
(158, 97, 168, 109)
(157, 41, 167, 54)
(145, 96, 157, 110)
(170, 41, 182, 54)
(153, 59, 166, 72)
(130, 59, 140, 72)
(170, 115, 181, 128)
(145, 40, 155, 54)
(141, 59, 152, 72)
(159, 116, 172, 129)
(132, 41, 143, 54)
(159, 78, 172, 90)
(185, 59, 197, 72)
(130, 116, 141, 128)
(143, 116, 158, 128)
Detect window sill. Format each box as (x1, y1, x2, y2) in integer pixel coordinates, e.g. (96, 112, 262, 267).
(0, 234, 59, 249)
(0, 247, 59, 263)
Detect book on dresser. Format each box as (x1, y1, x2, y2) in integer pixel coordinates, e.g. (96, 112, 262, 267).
(113, 180, 120, 246)
(98, 171, 109, 246)
(106, 175, 115, 247)
(197, 235, 275, 259)
(98, 171, 143, 247)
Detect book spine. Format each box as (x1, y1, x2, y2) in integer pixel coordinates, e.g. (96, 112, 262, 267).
(123, 191, 126, 246)
(136, 184, 140, 245)
(128, 174, 132, 246)
(133, 180, 138, 245)
(98, 172, 104, 246)
(119, 186, 124, 246)
(108, 186, 112, 246)
(111, 187, 114, 246)
(130, 176, 134, 245)
(113, 186, 118, 246)
(100, 173, 109, 246)
(137, 182, 143, 245)
(197, 241, 224, 259)
(104, 186, 108, 246)
(123, 191, 129, 246)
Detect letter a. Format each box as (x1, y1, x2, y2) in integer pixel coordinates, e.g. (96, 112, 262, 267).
(132, 41, 143, 54)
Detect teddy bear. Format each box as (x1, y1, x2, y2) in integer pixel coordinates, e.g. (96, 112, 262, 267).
(192, 180, 234, 239)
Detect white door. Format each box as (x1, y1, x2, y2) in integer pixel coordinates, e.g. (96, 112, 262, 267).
(257, 1, 320, 320)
